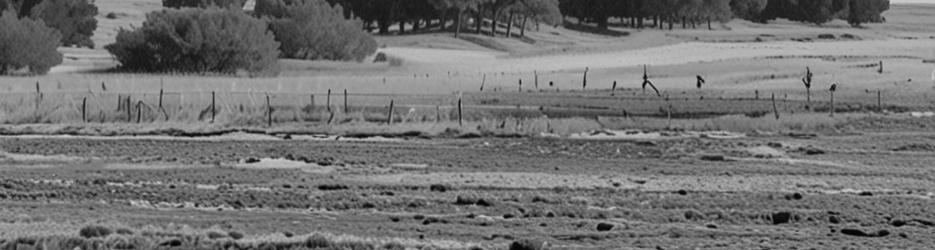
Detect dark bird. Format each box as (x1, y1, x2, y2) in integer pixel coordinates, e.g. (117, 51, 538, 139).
(696, 75, 706, 89)
(642, 65, 661, 97)
(829, 83, 838, 92)
(101, 81, 107, 91)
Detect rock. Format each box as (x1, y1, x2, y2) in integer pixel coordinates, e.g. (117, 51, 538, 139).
(676, 189, 688, 195)
(429, 184, 450, 192)
(785, 193, 803, 200)
(596, 222, 614, 232)
(684, 210, 706, 221)
(829, 216, 841, 224)
(841, 228, 890, 237)
(772, 212, 792, 225)
(700, 155, 727, 161)
(858, 191, 873, 196)
(706, 224, 718, 229)
(509, 239, 548, 250)
(244, 157, 260, 164)
(804, 147, 826, 155)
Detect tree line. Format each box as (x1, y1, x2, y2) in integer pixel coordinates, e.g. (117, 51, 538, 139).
(325, 0, 889, 36)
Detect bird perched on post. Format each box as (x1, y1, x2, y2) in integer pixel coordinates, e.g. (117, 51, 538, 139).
(696, 75, 706, 89)
(830, 83, 838, 92)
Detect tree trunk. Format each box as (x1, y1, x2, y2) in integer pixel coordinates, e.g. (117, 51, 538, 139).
(399, 20, 405, 34)
(668, 16, 674, 30)
(440, 11, 447, 30)
(521, 16, 528, 37)
(653, 15, 658, 28)
(379, 20, 390, 34)
(475, 10, 483, 34)
(682, 16, 687, 29)
(707, 18, 712, 30)
(455, 9, 463, 38)
(597, 16, 608, 29)
(490, 11, 498, 37)
(506, 12, 514, 38)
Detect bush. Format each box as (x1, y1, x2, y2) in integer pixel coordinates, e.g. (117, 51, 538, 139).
(163, 0, 247, 8)
(78, 225, 112, 238)
(28, 0, 97, 48)
(256, 0, 376, 61)
(0, 9, 62, 75)
(105, 7, 280, 76)
(304, 234, 331, 248)
(227, 231, 245, 240)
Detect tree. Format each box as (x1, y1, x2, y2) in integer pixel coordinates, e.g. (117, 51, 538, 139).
(729, 0, 767, 20)
(29, 0, 97, 48)
(105, 7, 280, 76)
(0, 0, 97, 48)
(846, 0, 888, 27)
(256, 0, 377, 61)
(0, 9, 62, 75)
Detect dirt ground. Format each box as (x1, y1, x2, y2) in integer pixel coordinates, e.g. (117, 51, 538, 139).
(2, 125, 935, 249)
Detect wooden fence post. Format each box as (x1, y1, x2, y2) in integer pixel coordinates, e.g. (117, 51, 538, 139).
(387, 100, 395, 125)
(126, 95, 132, 123)
(326, 89, 332, 112)
(266, 93, 272, 127)
(480, 74, 486, 91)
(158, 88, 164, 109)
(612, 81, 617, 96)
(436, 105, 441, 123)
(830, 90, 835, 117)
(309, 94, 315, 111)
(458, 97, 463, 127)
(534, 71, 538, 89)
(343, 89, 348, 114)
(518, 79, 522, 92)
(81, 97, 87, 122)
(136, 101, 142, 123)
(211, 91, 216, 123)
(35, 81, 41, 110)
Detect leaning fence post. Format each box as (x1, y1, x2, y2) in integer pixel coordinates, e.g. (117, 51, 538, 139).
(158, 88, 164, 109)
(211, 91, 216, 123)
(612, 81, 617, 96)
(266, 93, 272, 127)
(387, 99, 395, 125)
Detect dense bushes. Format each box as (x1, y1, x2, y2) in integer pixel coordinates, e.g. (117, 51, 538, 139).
(163, 0, 247, 9)
(0, 10, 62, 75)
(256, 0, 377, 61)
(0, 0, 97, 48)
(105, 7, 280, 76)
(29, 0, 98, 48)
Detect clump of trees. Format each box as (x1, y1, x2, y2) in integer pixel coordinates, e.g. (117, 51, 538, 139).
(105, 8, 281, 76)
(162, 0, 247, 8)
(326, 0, 562, 37)
(0, 9, 62, 75)
(0, 0, 97, 48)
(256, 0, 377, 61)
(752, 0, 889, 26)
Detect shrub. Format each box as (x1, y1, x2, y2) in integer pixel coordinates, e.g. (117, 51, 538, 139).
(28, 0, 97, 48)
(0, 10, 62, 75)
(256, 0, 376, 61)
(303, 234, 331, 248)
(78, 225, 112, 238)
(227, 231, 245, 240)
(105, 7, 280, 76)
(162, 0, 247, 9)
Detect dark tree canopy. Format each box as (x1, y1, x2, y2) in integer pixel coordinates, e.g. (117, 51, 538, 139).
(256, 0, 377, 61)
(0, 0, 97, 48)
(162, 0, 247, 8)
(0, 9, 63, 75)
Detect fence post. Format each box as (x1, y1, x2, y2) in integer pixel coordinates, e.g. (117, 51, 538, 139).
(387, 100, 394, 125)
(309, 94, 315, 111)
(137, 101, 142, 123)
(612, 81, 617, 96)
(343, 89, 348, 114)
(126, 95, 132, 123)
(772, 93, 779, 120)
(480, 74, 486, 91)
(534, 71, 538, 89)
(35, 81, 41, 110)
(266, 93, 272, 127)
(436, 105, 441, 123)
(81, 97, 87, 122)
(211, 91, 216, 123)
(458, 97, 463, 127)
(158, 88, 164, 109)
(582, 67, 588, 90)
(830, 90, 835, 117)
(326, 89, 332, 112)
(518, 79, 522, 92)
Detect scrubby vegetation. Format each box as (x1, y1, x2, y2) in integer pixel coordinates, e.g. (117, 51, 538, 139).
(0, 0, 97, 48)
(0, 9, 62, 75)
(256, 0, 377, 61)
(105, 7, 280, 76)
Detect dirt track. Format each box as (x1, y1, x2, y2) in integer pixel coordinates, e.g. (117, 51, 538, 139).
(1, 131, 934, 249)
